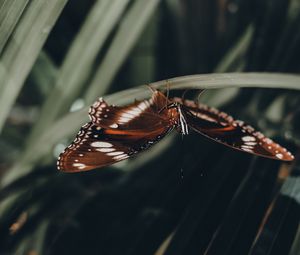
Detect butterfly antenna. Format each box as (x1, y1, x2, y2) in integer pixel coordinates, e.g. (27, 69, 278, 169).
(164, 79, 170, 108)
(181, 89, 190, 104)
(196, 89, 205, 106)
(146, 84, 156, 93)
(180, 133, 185, 179)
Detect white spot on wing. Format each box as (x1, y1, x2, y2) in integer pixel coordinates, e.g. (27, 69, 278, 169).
(121, 112, 134, 118)
(73, 163, 86, 169)
(242, 148, 253, 153)
(138, 102, 148, 110)
(242, 136, 256, 142)
(276, 153, 283, 159)
(109, 124, 118, 128)
(91, 141, 113, 148)
(119, 117, 131, 123)
(96, 148, 115, 152)
(117, 106, 145, 123)
(245, 142, 256, 146)
(113, 154, 129, 160)
(93, 101, 100, 108)
(127, 109, 141, 116)
(242, 145, 253, 150)
(107, 151, 124, 156)
(191, 111, 217, 123)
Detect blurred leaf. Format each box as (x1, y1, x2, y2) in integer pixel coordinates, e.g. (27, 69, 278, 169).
(84, 0, 161, 102)
(265, 95, 286, 122)
(215, 24, 254, 72)
(30, 51, 58, 97)
(248, 161, 300, 255)
(0, 0, 68, 133)
(25, 0, 131, 148)
(290, 224, 300, 255)
(13, 219, 48, 255)
(155, 232, 175, 255)
(0, 0, 29, 53)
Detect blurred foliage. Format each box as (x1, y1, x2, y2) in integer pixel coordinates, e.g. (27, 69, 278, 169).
(0, 0, 300, 254)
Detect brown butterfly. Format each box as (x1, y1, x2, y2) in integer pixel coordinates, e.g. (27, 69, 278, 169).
(57, 89, 294, 172)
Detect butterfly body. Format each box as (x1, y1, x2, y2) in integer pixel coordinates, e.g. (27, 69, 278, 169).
(57, 89, 294, 172)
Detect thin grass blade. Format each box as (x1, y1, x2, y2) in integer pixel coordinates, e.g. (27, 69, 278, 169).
(0, 0, 68, 133)
(215, 25, 254, 73)
(25, 0, 130, 148)
(84, 0, 161, 102)
(0, 0, 29, 54)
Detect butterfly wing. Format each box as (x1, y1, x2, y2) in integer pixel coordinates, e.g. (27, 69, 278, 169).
(58, 90, 175, 172)
(175, 98, 294, 161)
(57, 121, 174, 172)
(88, 90, 170, 130)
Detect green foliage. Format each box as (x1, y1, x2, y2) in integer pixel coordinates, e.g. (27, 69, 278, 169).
(0, 0, 299, 254)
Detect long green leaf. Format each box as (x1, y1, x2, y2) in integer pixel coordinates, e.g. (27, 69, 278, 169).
(215, 24, 254, 72)
(0, 0, 68, 133)
(2, 72, 300, 187)
(25, 0, 130, 148)
(290, 225, 300, 255)
(84, 0, 161, 102)
(0, 0, 29, 53)
(30, 51, 58, 96)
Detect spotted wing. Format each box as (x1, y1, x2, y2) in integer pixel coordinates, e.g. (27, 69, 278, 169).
(57, 120, 173, 172)
(89, 90, 170, 130)
(175, 98, 294, 161)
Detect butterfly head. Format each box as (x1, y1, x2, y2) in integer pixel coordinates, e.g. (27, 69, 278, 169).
(157, 101, 189, 135)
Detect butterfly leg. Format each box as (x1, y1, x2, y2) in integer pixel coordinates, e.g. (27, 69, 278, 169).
(177, 105, 189, 135)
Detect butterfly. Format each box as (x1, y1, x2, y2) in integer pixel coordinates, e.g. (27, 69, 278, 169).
(57, 89, 294, 172)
